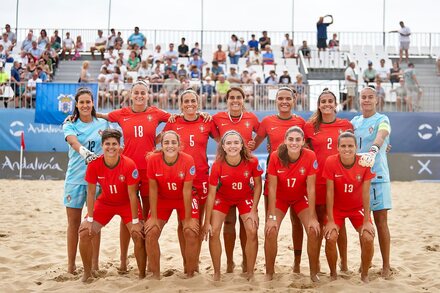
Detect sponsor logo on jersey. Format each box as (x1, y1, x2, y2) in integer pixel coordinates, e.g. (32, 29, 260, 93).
(177, 127, 184, 130)
(189, 165, 196, 175)
(155, 173, 163, 176)
(98, 176, 105, 179)
(132, 169, 139, 179)
(335, 174, 343, 178)
(271, 127, 278, 131)
(220, 175, 228, 178)
(123, 117, 130, 121)
(221, 123, 228, 126)
(119, 174, 125, 182)
(277, 170, 285, 173)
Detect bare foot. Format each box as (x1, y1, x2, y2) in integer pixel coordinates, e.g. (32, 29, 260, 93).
(361, 274, 369, 283)
(138, 272, 146, 279)
(339, 262, 348, 272)
(247, 272, 254, 281)
(226, 262, 235, 273)
(381, 267, 392, 279)
(241, 261, 248, 273)
(213, 272, 221, 281)
(330, 273, 337, 281)
(119, 258, 128, 272)
(67, 264, 76, 274)
(81, 272, 93, 283)
(310, 274, 320, 282)
(265, 273, 274, 281)
(293, 263, 300, 274)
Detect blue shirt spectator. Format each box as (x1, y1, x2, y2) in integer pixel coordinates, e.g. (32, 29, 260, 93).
(127, 27, 146, 49)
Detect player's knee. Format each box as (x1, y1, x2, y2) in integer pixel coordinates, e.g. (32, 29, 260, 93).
(361, 231, 374, 244)
(79, 229, 92, 241)
(245, 226, 257, 240)
(265, 228, 278, 241)
(325, 231, 339, 245)
(146, 226, 160, 243)
(131, 231, 144, 244)
(184, 227, 198, 239)
(210, 226, 222, 239)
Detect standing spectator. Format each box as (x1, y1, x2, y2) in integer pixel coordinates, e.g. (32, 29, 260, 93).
(162, 72, 181, 108)
(259, 31, 271, 51)
(403, 63, 421, 111)
(239, 38, 249, 58)
(376, 59, 389, 82)
(4, 24, 16, 44)
(178, 37, 189, 57)
(279, 69, 292, 84)
(316, 15, 333, 53)
(328, 33, 339, 51)
(299, 40, 311, 59)
(90, 30, 107, 60)
(293, 73, 308, 110)
(190, 42, 201, 57)
(127, 26, 146, 51)
(164, 43, 179, 65)
(388, 61, 403, 87)
(21, 32, 34, 52)
(10, 61, 24, 108)
(343, 62, 357, 111)
(281, 33, 290, 57)
(262, 46, 275, 65)
(389, 21, 411, 64)
(391, 79, 408, 111)
(24, 71, 42, 107)
(61, 32, 75, 60)
(248, 34, 259, 51)
(213, 44, 227, 64)
(363, 61, 377, 84)
(228, 34, 241, 65)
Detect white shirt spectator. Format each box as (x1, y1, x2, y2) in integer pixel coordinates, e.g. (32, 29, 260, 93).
(109, 79, 124, 92)
(399, 27, 411, 42)
(345, 66, 357, 86)
(63, 38, 75, 49)
(0, 39, 12, 51)
(28, 77, 42, 88)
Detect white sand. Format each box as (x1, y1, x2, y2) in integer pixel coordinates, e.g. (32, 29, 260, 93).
(0, 180, 439, 292)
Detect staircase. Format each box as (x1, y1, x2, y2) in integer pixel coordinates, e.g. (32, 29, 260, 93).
(52, 60, 103, 83)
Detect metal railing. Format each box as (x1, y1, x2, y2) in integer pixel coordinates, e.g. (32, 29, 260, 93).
(3, 28, 440, 56)
(2, 81, 439, 112)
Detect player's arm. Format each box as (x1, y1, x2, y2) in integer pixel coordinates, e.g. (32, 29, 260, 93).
(81, 183, 97, 235)
(145, 179, 159, 233)
(182, 180, 193, 221)
(202, 184, 217, 241)
(128, 183, 143, 237)
(324, 179, 338, 239)
(359, 121, 390, 167)
(265, 174, 278, 235)
(306, 174, 320, 236)
(66, 135, 98, 164)
(360, 179, 375, 237)
(96, 112, 109, 120)
(251, 176, 262, 213)
(252, 134, 265, 151)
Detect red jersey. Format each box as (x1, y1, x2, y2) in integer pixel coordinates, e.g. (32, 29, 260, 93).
(209, 157, 263, 201)
(267, 148, 318, 201)
(322, 154, 375, 211)
(212, 111, 260, 145)
(108, 106, 170, 170)
(85, 155, 140, 206)
(257, 114, 305, 154)
(163, 116, 219, 182)
(147, 152, 195, 200)
(304, 118, 353, 185)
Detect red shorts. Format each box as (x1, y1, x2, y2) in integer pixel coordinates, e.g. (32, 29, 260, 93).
(315, 184, 327, 206)
(153, 198, 199, 221)
(193, 178, 209, 205)
(138, 169, 149, 197)
(276, 195, 309, 215)
(329, 208, 371, 230)
(213, 196, 253, 215)
(93, 199, 143, 226)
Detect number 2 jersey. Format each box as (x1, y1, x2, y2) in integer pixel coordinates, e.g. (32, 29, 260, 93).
(209, 157, 263, 201)
(108, 106, 170, 170)
(322, 154, 375, 211)
(85, 154, 140, 206)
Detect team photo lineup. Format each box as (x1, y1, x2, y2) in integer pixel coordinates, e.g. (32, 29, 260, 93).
(64, 82, 391, 284)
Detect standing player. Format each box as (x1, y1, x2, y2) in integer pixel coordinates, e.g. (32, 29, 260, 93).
(323, 131, 375, 283)
(212, 87, 260, 273)
(303, 89, 353, 271)
(351, 86, 392, 278)
(203, 130, 263, 281)
(264, 126, 320, 282)
(79, 129, 146, 282)
(163, 90, 220, 269)
(63, 87, 109, 274)
(144, 131, 199, 279)
(253, 87, 306, 272)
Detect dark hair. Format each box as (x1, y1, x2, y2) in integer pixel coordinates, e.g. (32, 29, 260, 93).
(179, 89, 200, 111)
(101, 128, 122, 144)
(277, 126, 304, 167)
(226, 86, 245, 100)
(216, 130, 252, 162)
(337, 130, 357, 146)
(72, 87, 97, 122)
(308, 88, 338, 132)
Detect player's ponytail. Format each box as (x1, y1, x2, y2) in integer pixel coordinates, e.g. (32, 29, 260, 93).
(308, 88, 337, 132)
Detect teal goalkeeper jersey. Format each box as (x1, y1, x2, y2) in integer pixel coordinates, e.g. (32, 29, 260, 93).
(351, 112, 391, 183)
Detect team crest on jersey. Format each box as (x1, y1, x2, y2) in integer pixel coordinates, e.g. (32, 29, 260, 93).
(243, 171, 249, 178)
(98, 129, 103, 136)
(147, 115, 153, 122)
(66, 194, 71, 203)
(245, 121, 250, 128)
(132, 169, 139, 179)
(119, 174, 125, 182)
(199, 125, 205, 132)
(338, 129, 343, 134)
(179, 171, 185, 179)
(313, 160, 318, 170)
(356, 174, 362, 182)
(189, 165, 196, 175)
(299, 167, 306, 175)
(369, 126, 374, 134)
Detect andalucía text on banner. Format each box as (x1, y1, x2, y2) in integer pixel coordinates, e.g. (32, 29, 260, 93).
(34, 83, 98, 125)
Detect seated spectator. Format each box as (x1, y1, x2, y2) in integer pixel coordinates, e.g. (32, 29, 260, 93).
(241, 69, 252, 84)
(120, 75, 133, 107)
(97, 74, 109, 108)
(164, 43, 179, 64)
(259, 31, 271, 51)
(149, 45, 164, 64)
(50, 36, 61, 54)
(201, 76, 216, 109)
(107, 28, 116, 50)
(149, 73, 163, 105)
(177, 64, 187, 80)
(249, 48, 262, 65)
(328, 33, 339, 51)
(90, 30, 107, 60)
(40, 51, 54, 77)
(375, 80, 386, 111)
(264, 70, 277, 84)
(376, 58, 389, 82)
(248, 34, 259, 51)
(363, 61, 377, 84)
(72, 35, 83, 60)
(28, 41, 43, 60)
(262, 46, 275, 65)
(36, 64, 48, 82)
(137, 60, 151, 80)
(107, 73, 125, 108)
(299, 40, 311, 59)
(279, 69, 292, 84)
(242, 79, 255, 106)
(101, 58, 115, 73)
(127, 26, 146, 50)
(293, 73, 308, 110)
(227, 66, 241, 86)
(391, 79, 408, 111)
(178, 37, 189, 57)
(243, 59, 257, 80)
(203, 66, 211, 80)
(188, 52, 206, 71)
(24, 71, 42, 107)
(0, 44, 14, 63)
(0, 32, 13, 52)
(0, 62, 10, 85)
(114, 31, 124, 50)
(164, 58, 177, 73)
(190, 42, 201, 57)
(26, 57, 37, 79)
(17, 51, 28, 68)
(213, 74, 230, 109)
(284, 39, 297, 60)
(127, 51, 141, 72)
(116, 58, 127, 81)
(389, 61, 403, 87)
(21, 32, 34, 52)
(213, 44, 227, 64)
(52, 30, 61, 46)
(79, 61, 92, 83)
(37, 29, 49, 50)
(210, 61, 224, 81)
(239, 37, 249, 58)
(281, 33, 290, 57)
(61, 32, 75, 60)
(4, 24, 16, 45)
(188, 64, 201, 80)
(162, 71, 181, 108)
